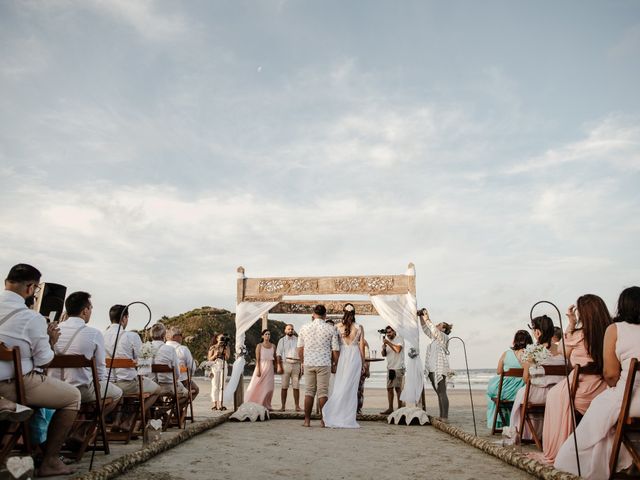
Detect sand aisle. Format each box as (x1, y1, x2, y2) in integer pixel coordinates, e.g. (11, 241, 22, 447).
(119, 419, 534, 480)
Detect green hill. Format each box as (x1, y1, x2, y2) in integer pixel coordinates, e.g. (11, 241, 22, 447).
(158, 306, 287, 367)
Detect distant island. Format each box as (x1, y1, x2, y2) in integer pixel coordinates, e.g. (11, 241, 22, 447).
(157, 306, 287, 368)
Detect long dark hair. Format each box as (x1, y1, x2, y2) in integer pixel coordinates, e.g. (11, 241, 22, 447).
(342, 303, 356, 337)
(512, 329, 533, 351)
(576, 294, 612, 373)
(531, 315, 554, 348)
(614, 286, 640, 325)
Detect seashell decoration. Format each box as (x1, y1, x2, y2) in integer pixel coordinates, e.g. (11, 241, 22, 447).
(386, 406, 431, 426)
(229, 402, 270, 422)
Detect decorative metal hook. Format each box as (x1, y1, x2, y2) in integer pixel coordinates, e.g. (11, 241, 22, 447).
(529, 300, 580, 477)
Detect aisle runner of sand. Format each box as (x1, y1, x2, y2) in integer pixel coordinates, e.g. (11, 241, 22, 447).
(119, 420, 535, 480)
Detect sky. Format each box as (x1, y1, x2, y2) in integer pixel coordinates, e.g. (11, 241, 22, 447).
(1, 0, 639, 369)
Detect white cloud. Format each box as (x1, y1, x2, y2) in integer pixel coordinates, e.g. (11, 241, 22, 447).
(86, 0, 187, 41)
(508, 115, 640, 174)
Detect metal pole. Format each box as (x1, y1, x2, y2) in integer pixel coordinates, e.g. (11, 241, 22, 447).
(530, 300, 580, 477)
(447, 336, 477, 436)
(90, 301, 151, 471)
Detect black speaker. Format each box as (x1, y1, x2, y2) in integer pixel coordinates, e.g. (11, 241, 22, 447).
(33, 283, 67, 322)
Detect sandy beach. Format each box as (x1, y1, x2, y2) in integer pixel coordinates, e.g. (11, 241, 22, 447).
(115, 378, 527, 480)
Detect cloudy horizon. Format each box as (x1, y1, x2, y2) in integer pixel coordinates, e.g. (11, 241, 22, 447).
(1, 0, 639, 368)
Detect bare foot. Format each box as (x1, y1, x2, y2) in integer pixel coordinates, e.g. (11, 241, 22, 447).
(37, 458, 74, 477)
(295, 406, 302, 412)
(379, 408, 393, 415)
(320, 420, 325, 428)
(278, 407, 285, 412)
(302, 422, 311, 427)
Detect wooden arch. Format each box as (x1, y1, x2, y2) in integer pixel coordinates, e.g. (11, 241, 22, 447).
(236, 263, 416, 327)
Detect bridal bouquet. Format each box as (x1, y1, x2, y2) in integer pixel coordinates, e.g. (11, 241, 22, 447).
(137, 342, 157, 375)
(522, 344, 550, 365)
(139, 341, 158, 360)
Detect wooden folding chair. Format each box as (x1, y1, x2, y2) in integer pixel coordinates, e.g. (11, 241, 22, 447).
(569, 362, 602, 425)
(180, 364, 195, 423)
(151, 363, 183, 430)
(0, 343, 31, 461)
(48, 354, 110, 461)
(609, 357, 640, 479)
(105, 358, 149, 444)
(490, 368, 524, 434)
(519, 364, 569, 449)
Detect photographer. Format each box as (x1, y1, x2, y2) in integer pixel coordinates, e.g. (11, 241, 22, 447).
(419, 308, 452, 422)
(207, 333, 230, 411)
(380, 326, 405, 415)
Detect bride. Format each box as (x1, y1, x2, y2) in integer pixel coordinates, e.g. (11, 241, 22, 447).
(322, 303, 365, 428)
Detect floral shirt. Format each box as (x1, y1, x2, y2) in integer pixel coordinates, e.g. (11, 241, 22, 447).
(297, 319, 339, 367)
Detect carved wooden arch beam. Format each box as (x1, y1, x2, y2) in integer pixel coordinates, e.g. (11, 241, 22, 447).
(237, 263, 416, 304)
(268, 300, 378, 315)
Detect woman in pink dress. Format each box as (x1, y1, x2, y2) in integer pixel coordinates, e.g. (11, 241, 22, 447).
(555, 286, 640, 479)
(245, 329, 277, 409)
(535, 294, 611, 464)
(508, 315, 565, 441)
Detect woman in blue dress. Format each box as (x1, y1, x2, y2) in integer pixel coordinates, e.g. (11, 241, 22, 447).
(486, 329, 533, 429)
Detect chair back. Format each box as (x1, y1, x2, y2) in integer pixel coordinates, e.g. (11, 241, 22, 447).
(490, 367, 524, 435)
(0, 343, 31, 457)
(106, 358, 137, 369)
(609, 357, 640, 479)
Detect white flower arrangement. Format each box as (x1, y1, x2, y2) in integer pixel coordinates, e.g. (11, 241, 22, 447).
(139, 341, 158, 361)
(344, 304, 355, 312)
(407, 347, 419, 359)
(522, 344, 550, 365)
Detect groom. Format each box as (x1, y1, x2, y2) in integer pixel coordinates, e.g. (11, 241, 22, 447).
(297, 304, 339, 427)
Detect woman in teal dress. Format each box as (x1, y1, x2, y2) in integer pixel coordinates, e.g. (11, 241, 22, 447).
(486, 330, 533, 429)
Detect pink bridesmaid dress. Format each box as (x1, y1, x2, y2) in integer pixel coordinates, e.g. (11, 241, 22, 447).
(540, 330, 607, 463)
(245, 344, 275, 409)
(555, 322, 640, 479)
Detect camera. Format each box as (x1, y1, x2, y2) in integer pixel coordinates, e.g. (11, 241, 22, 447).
(377, 328, 387, 335)
(417, 309, 427, 316)
(219, 334, 230, 346)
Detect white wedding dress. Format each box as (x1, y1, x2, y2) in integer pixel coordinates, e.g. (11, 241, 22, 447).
(322, 325, 363, 428)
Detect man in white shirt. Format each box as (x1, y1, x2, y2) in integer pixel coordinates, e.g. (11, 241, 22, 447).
(104, 305, 160, 415)
(380, 325, 405, 414)
(297, 305, 339, 427)
(0, 264, 80, 477)
(276, 324, 301, 411)
(49, 291, 122, 416)
(148, 323, 188, 406)
(165, 326, 198, 401)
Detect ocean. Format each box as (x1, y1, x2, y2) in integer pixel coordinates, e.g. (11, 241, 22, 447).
(259, 368, 495, 391)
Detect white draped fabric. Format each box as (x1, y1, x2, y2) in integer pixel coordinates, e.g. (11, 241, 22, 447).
(224, 300, 278, 404)
(370, 292, 424, 405)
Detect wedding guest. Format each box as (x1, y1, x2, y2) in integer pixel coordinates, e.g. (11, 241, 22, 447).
(0, 263, 80, 477)
(555, 286, 640, 478)
(276, 324, 301, 411)
(245, 329, 276, 410)
(207, 333, 230, 410)
(166, 326, 199, 401)
(148, 323, 188, 409)
(420, 309, 453, 421)
(486, 329, 533, 429)
(507, 315, 565, 441)
(536, 294, 611, 464)
(380, 325, 405, 415)
(49, 291, 123, 416)
(104, 305, 160, 420)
